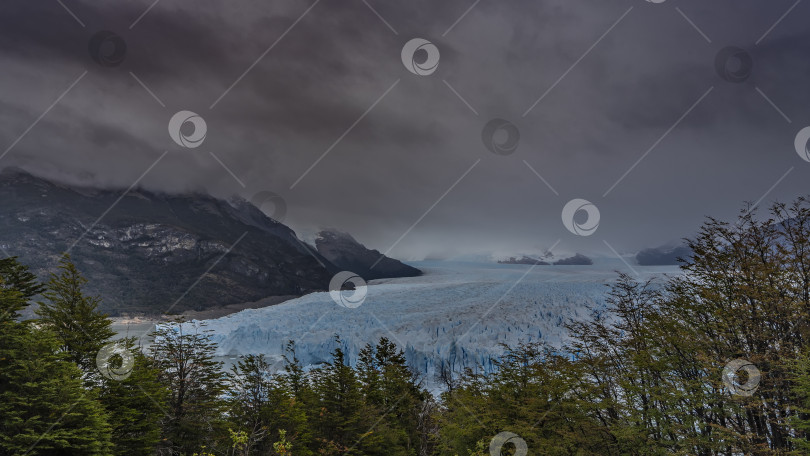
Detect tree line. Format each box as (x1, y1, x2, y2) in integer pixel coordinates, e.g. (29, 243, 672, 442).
(4, 198, 810, 454)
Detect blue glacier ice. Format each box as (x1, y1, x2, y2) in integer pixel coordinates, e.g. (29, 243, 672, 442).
(184, 260, 680, 390)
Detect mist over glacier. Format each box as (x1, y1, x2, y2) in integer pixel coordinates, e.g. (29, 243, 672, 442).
(184, 260, 680, 388)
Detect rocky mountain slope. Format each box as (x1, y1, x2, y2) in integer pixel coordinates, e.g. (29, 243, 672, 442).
(0, 168, 418, 315)
(315, 230, 422, 281)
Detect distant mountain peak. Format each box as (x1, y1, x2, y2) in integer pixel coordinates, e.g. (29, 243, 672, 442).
(315, 228, 354, 241)
(497, 256, 549, 265)
(553, 253, 593, 266)
(314, 229, 421, 281)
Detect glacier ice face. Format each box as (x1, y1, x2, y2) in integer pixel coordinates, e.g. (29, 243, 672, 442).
(187, 260, 680, 389)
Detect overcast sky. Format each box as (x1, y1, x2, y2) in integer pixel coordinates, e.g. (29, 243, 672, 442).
(1, 0, 809, 260)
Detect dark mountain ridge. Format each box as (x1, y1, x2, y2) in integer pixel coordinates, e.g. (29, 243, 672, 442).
(0, 168, 418, 315)
(314, 230, 422, 281)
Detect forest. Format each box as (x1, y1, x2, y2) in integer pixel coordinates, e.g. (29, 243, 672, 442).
(4, 198, 810, 455)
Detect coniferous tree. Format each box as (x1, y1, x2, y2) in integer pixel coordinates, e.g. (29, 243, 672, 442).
(38, 255, 168, 455)
(0, 278, 112, 455)
(150, 320, 227, 455)
(36, 254, 114, 379)
(281, 341, 309, 401)
(310, 336, 376, 455)
(358, 337, 428, 455)
(278, 341, 316, 455)
(227, 354, 272, 454)
(791, 350, 810, 453)
(97, 337, 169, 456)
(0, 256, 45, 301)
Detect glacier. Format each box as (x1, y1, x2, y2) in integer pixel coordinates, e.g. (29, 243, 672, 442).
(186, 260, 680, 389)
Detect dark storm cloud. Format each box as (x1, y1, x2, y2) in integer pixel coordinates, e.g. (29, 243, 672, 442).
(1, 0, 809, 260)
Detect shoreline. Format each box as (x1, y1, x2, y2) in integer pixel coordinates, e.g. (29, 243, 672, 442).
(109, 294, 299, 340)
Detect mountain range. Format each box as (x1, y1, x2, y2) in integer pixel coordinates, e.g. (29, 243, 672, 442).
(0, 168, 420, 316)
